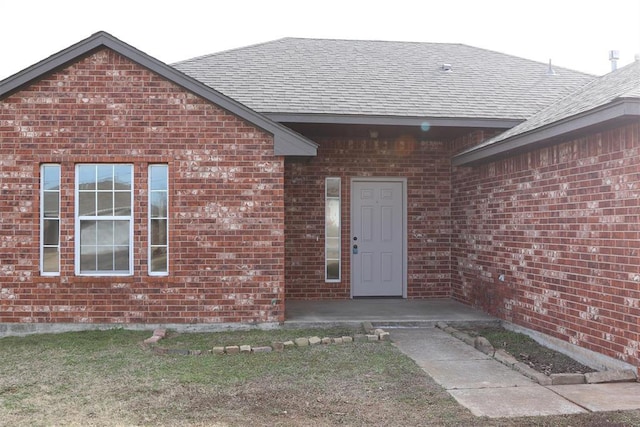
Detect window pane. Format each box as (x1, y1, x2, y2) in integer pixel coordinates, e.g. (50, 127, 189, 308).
(114, 165, 132, 190)
(42, 247, 59, 273)
(114, 246, 130, 270)
(150, 165, 168, 191)
(326, 238, 340, 259)
(43, 220, 59, 245)
(78, 165, 96, 190)
(80, 244, 96, 272)
(114, 192, 131, 216)
(79, 220, 130, 273)
(326, 260, 340, 280)
(97, 164, 113, 190)
(97, 221, 114, 245)
(151, 219, 168, 245)
(326, 178, 340, 198)
(79, 192, 96, 216)
(80, 220, 97, 245)
(43, 166, 60, 191)
(326, 198, 340, 238)
(97, 247, 114, 271)
(151, 247, 167, 273)
(43, 192, 59, 218)
(114, 220, 130, 245)
(150, 192, 167, 218)
(97, 192, 113, 216)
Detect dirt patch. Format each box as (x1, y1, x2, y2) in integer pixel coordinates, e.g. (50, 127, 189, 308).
(462, 326, 596, 375)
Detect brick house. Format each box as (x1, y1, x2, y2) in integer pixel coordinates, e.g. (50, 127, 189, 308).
(1, 32, 639, 372)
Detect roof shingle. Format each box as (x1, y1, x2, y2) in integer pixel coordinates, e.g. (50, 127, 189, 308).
(480, 60, 640, 145)
(173, 38, 594, 121)
(454, 60, 640, 163)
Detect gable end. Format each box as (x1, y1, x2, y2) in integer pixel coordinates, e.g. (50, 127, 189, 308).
(0, 31, 317, 157)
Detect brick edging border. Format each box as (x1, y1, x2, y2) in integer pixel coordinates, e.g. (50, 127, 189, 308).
(435, 322, 637, 385)
(142, 324, 391, 356)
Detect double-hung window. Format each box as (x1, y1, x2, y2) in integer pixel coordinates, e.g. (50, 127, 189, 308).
(75, 164, 133, 275)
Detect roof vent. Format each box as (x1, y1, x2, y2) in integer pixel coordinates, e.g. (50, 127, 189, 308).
(547, 59, 556, 75)
(609, 50, 620, 71)
(441, 63, 452, 72)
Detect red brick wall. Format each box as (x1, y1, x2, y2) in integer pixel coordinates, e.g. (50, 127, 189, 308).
(0, 49, 285, 324)
(450, 129, 503, 155)
(285, 135, 451, 299)
(452, 122, 640, 369)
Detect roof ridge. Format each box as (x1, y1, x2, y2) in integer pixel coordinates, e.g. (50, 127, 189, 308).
(173, 37, 479, 65)
(278, 37, 461, 46)
(174, 37, 594, 77)
(454, 42, 595, 77)
(172, 37, 291, 65)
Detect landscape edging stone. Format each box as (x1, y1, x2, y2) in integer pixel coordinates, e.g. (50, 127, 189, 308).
(435, 322, 637, 385)
(143, 324, 389, 356)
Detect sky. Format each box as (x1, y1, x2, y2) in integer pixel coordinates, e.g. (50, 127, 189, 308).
(0, 0, 639, 81)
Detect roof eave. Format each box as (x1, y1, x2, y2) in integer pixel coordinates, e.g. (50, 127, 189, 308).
(265, 113, 521, 129)
(452, 99, 640, 166)
(0, 31, 317, 157)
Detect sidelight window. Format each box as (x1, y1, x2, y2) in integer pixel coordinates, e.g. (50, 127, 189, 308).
(325, 177, 341, 282)
(40, 164, 61, 275)
(149, 164, 168, 275)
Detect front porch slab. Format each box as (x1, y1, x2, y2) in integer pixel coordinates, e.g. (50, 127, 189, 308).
(284, 298, 496, 327)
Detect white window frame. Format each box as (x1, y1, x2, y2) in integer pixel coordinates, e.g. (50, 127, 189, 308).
(148, 164, 169, 276)
(325, 177, 341, 282)
(40, 164, 60, 276)
(74, 164, 134, 276)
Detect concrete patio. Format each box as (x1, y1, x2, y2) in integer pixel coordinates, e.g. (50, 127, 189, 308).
(284, 298, 497, 327)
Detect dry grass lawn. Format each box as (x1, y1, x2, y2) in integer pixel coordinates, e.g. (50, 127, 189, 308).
(0, 327, 639, 426)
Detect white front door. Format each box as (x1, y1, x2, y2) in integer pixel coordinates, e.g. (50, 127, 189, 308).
(351, 179, 405, 297)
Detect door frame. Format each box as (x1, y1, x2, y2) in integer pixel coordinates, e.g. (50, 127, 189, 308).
(350, 177, 408, 298)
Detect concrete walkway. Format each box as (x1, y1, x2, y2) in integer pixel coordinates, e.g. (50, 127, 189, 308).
(391, 327, 640, 418)
(286, 299, 640, 418)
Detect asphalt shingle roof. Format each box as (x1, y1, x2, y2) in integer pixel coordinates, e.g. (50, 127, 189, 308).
(471, 60, 640, 148)
(173, 38, 594, 121)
